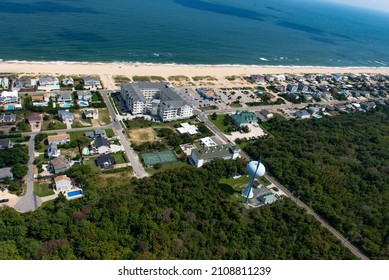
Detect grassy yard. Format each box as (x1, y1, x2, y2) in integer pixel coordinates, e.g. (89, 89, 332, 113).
(111, 152, 127, 164)
(218, 176, 250, 200)
(41, 120, 66, 131)
(69, 130, 93, 141)
(105, 128, 115, 138)
(98, 108, 111, 125)
(34, 181, 54, 197)
(71, 118, 92, 128)
(83, 157, 101, 172)
(207, 114, 234, 135)
(230, 101, 243, 108)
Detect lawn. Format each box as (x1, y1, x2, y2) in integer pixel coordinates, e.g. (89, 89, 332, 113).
(218, 176, 250, 200)
(41, 120, 66, 131)
(98, 108, 111, 125)
(71, 119, 92, 128)
(34, 181, 54, 197)
(146, 161, 190, 175)
(69, 130, 93, 141)
(207, 114, 234, 135)
(129, 127, 157, 144)
(105, 128, 115, 138)
(111, 152, 127, 164)
(230, 101, 243, 108)
(83, 157, 101, 172)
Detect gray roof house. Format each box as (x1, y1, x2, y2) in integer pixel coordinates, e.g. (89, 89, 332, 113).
(190, 144, 240, 168)
(82, 76, 102, 89)
(0, 138, 13, 149)
(0, 113, 16, 125)
(78, 91, 93, 101)
(92, 137, 111, 154)
(295, 110, 310, 119)
(47, 143, 60, 158)
(85, 129, 107, 139)
(0, 167, 14, 182)
(56, 92, 72, 103)
(96, 154, 116, 169)
(50, 156, 70, 174)
(58, 110, 73, 123)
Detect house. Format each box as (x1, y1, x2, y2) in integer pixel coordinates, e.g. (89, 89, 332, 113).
(259, 109, 273, 120)
(1, 77, 9, 89)
(50, 156, 70, 174)
(96, 154, 116, 169)
(295, 110, 310, 119)
(82, 108, 99, 119)
(0, 91, 18, 104)
(200, 137, 217, 147)
(56, 92, 72, 103)
(0, 167, 13, 182)
(54, 175, 72, 192)
(250, 75, 265, 84)
(265, 75, 275, 82)
(58, 110, 73, 124)
(92, 137, 111, 154)
(77, 92, 92, 101)
(229, 111, 257, 127)
(286, 84, 298, 93)
(0, 113, 16, 125)
(298, 84, 308, 92)
(307, 106, 320, 115)
(0, 138, 13, 149)
(61, 77, 74, 86)
(84, 129, 107, 139)
(27, 113, 42, 129)
(47, 133, 70, 145)
(12, 77, 36, 91)
(190, 144, 240, 168)
(38, 76, 60, 91)
(176, 123, 198, 135)
(47, 143, 60, 158)
(82, 76, 102, 90)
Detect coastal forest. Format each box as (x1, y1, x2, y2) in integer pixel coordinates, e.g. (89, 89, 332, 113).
(0, 160, 355, 260)
(244, 107, 389, 259)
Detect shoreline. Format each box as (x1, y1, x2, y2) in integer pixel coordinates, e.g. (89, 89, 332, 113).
(1, 61, 389, 88)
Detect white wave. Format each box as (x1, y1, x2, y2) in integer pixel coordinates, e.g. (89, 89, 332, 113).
(259, 57, 269, 61)
(374, 61, 387, 66)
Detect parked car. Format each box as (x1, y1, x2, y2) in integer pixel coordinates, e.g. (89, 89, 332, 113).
(0, 199, 9, 203)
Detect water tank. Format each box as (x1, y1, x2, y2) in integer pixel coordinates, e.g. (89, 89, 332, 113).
(246, 161, 266, 178)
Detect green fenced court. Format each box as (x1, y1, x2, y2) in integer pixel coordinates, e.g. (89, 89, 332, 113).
(141, 150, 178, 167)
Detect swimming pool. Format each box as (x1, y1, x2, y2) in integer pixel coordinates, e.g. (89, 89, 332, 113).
(67, 190, 82, 197)
(7, 105, 14, 110)
(60, 103, 73, 108)
(82, 147, 89, 155)
(78, 101, 89, 106)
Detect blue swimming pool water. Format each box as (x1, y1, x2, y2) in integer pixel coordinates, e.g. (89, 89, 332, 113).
(79, 101, 89, 106)
(7, 105, 14, 110)
(67, 190, 82, 197)
(61, 103, 72, 108)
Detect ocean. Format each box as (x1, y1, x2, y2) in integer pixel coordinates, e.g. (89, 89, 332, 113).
(0, 0, 388, 66)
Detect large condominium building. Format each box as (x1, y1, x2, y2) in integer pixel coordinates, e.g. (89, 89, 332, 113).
(121, 82, 193, 121)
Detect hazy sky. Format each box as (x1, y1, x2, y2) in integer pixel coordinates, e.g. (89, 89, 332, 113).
(326, 0, 389, 12)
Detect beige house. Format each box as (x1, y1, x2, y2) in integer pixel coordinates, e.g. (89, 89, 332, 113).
(54, 175, 72, 192)
(47, 133, 70, 145)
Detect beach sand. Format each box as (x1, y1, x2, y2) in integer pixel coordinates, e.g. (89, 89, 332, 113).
(1, 61, 389, 89)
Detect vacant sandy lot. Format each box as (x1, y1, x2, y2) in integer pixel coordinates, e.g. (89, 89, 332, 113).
(129, 127, 157, 144)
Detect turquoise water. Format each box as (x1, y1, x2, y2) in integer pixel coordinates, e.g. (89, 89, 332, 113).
(60, 103, 72, 108)
(0, 0, 388, 66)
(7, 105, 14, 110)
(79, 101, 89, 107)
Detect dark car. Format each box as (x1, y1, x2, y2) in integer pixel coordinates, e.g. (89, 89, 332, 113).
(0, 199, 10, 203)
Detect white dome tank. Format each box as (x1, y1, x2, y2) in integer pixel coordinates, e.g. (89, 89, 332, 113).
(246, 161, 266, 178)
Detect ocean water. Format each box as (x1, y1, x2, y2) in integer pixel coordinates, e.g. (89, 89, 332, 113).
(0, 0, 388, 66)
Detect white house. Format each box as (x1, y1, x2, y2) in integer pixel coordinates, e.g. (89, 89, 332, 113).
(61, 77, 74, 86)
(92, 137, 111, 154)
(1, 77, 9, 89)
(0, 91, 18, 104)
(54, 175, 72, 192)
(58, 110, 73, 124)
(82, 76, 102, 90)
(83, 108, 99, 119)
(38, 77, 60, 91)
(190, 144, 240, 168)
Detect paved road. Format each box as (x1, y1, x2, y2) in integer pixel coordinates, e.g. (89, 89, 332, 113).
(265, 173, 369, 260)
(14, 133, 42, 213)
(100, 90, 149, 178)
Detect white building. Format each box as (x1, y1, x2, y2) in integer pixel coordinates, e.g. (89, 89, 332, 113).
(83, 76, 102, 90)
(121, 82, 194, 121)
(190, 144, 240, 168)
(1, 77, 9, 89)
(0, 91, 18, 104)
(38, 77, 60, 91)
(54, 175, 72, 192)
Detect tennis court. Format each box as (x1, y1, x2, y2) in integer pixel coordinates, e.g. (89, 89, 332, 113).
(141, 150, 178, 167)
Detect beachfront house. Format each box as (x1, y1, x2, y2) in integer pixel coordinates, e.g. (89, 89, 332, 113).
(61, 77, 74, 86)
(250, 75, 265, 84)
(82, 76, 102, 90)
(58, 110, 73, 124)
(1, 77, 9, 89)
(47, 133, 70, 145)
(0, 91, 18, 104)
(38, 76, 60, 91)
(82, 108, 99, 119)
(54, 175, 72, 192)
(190, 144, 240, 168)
(56, 92, 72, 103)
(12, 77, 36, 91)
(0, 113, 16, 126)
(78, 92, 92, 101)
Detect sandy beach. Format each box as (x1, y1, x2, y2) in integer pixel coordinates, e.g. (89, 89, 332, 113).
(1, 61, 389, 88)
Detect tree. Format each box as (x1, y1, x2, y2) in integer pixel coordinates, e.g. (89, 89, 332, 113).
(12, 163, 28, 179)
(211, 113, 217, 120)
